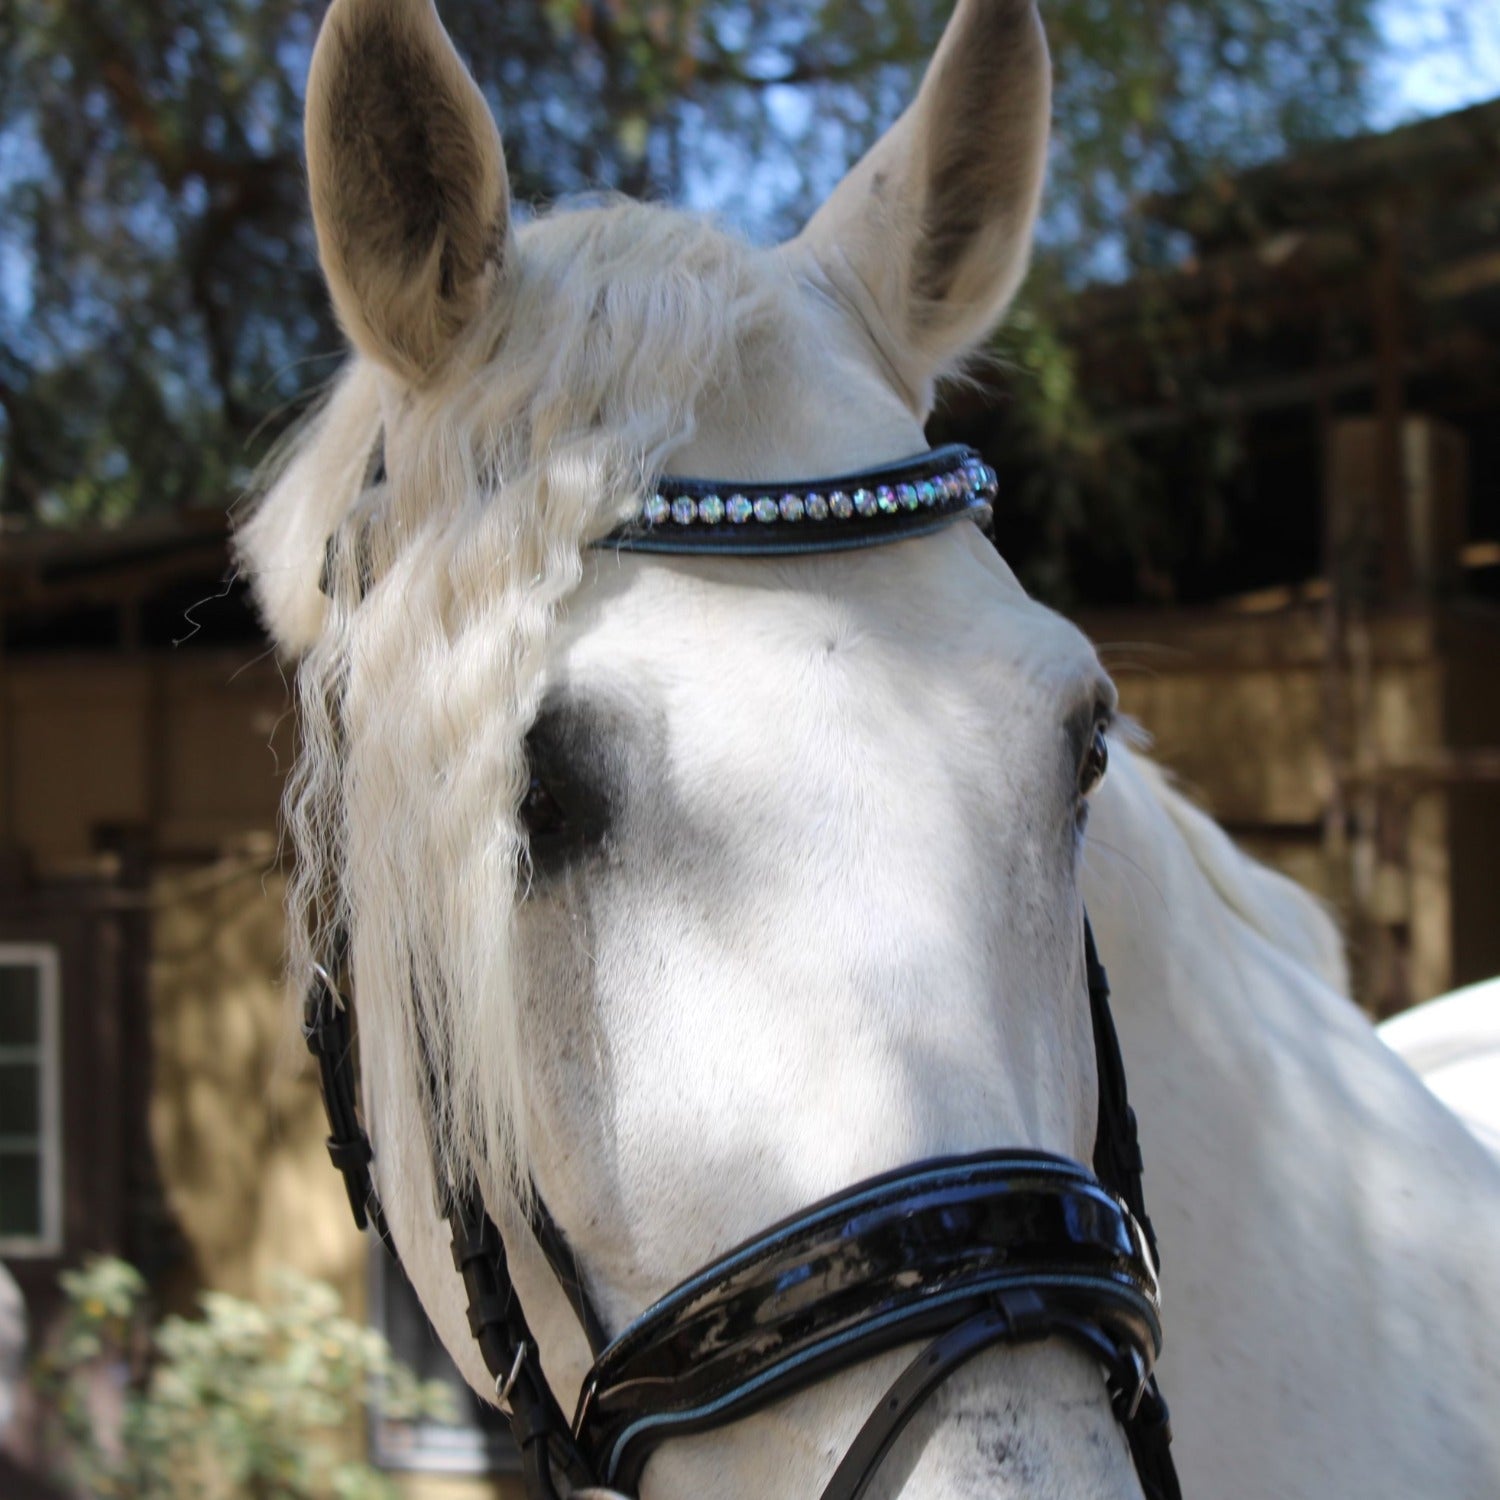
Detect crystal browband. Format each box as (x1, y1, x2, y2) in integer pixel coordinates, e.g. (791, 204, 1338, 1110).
(599, 443, 997, 557)
(320, 442, 999, 598)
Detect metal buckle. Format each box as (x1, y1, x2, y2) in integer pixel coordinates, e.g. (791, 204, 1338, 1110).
(496, 1341, 529, 1412)
(1123, 1345, 1149, 1421)
(303, 960, 339, 1037)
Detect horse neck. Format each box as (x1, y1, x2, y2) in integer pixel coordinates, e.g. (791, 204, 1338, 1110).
(1084, 741, 1500, 1187)
(1084, 744, 1500, 1498)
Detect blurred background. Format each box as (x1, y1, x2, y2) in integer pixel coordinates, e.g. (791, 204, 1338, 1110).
(2, 0, 1499, 1494)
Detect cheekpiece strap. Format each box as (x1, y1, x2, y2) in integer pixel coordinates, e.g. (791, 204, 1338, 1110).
(302, 954, 394, 1252)
(302, 952, 597, 1497)
(600, 443, 997, 556)
(445, 1188, 596, 1497)
(572, 1151, 1162, 1493)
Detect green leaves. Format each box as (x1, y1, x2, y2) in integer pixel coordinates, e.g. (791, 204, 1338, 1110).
(35, 1256, 455, 1500)
(0, 0, 1380, 529)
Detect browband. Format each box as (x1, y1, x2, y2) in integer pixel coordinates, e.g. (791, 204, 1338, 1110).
(320, 443, 998, 599)
(599, 443, 997, 556)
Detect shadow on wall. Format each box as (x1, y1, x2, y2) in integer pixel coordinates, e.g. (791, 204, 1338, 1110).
(149, 857, 364, 1310)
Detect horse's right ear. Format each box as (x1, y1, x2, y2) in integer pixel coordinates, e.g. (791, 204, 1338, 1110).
(305, 0, 511, 382)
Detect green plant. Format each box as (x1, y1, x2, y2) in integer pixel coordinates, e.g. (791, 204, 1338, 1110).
(35, 1257, 455, 1500)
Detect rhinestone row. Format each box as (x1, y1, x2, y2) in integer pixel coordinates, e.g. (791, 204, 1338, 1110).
(637, 457, 998, 530)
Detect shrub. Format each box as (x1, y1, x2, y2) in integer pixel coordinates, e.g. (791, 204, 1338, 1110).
(35, 1257, 454, 1500)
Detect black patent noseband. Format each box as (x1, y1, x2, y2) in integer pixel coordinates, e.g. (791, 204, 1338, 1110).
(306, 445, 1179, 1500)
(576, 1146, 1165, 1498)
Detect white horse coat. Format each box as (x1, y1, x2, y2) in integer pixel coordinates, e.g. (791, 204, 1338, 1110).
(1090, 756, 1500, 1498)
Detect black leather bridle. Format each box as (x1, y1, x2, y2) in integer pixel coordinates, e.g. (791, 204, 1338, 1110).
(304, 444, 1181, 1500)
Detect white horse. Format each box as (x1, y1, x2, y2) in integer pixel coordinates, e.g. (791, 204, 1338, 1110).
(1379, 978, 1500, 1161)
(239, 0, 1500, 1495)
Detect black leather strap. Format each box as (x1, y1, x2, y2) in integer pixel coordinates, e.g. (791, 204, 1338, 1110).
(820, 1307, 1023, 1500)
(819, 1288, 1150, 1500)
(1116, 1373, 1180, 1500)
(599, 444, 996, 558)
(1084, 918, 1180, 1500)
(528, 1188, 610, 1357)
(301, 951, 599, 1494)
(445, 1189, 597, 1496)
(573, 1152, 1162, 1493)
(1086, 918, 1159, 1266)
(301, 954, 393, 1252)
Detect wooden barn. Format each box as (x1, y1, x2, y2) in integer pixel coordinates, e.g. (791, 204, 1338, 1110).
(3, 95, 1499, 1496)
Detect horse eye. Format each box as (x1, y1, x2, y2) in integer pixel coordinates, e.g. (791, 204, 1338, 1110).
(518, 704, 614, 881)
(1079, 724, 1110, 799)
(520, 774, 568, 840)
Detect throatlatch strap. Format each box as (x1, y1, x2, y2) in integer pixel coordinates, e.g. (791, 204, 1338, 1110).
(1085, 917, 1159, 1270)
(1083, 917, 1180, 1500)
(446, 1189, 596, 1497)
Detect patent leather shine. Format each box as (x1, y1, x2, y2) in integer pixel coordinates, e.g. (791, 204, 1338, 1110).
(574, 1154, 1162, 1492)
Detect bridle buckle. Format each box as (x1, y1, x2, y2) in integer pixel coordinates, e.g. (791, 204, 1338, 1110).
(1123, 1344, 1150, 1421)
(496, 1340, 529, 1412)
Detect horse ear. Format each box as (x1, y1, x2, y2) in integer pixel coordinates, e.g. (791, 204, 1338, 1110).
(789, 0, 1050, 407)
(305, 0, 511, 381)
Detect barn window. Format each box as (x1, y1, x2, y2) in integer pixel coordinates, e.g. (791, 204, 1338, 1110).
(0, 946, 62, 1255)
(368, 1247, 520, 1475)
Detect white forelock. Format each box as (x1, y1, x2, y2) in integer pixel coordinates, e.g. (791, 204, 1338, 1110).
(238, 204, 814, 1217)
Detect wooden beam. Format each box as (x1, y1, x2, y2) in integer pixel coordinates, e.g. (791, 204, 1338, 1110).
(1371, 216, 1410, 597)
(1421, 249, 1500, 302)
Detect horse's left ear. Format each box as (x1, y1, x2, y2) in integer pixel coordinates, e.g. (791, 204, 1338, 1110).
(788, 0, 1050, 409)
(305, 0, 511, 382)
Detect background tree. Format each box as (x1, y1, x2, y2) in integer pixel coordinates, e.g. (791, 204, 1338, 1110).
(0, 0, 1381, 530)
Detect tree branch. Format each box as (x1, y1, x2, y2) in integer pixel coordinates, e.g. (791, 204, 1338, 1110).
(74, 1, 295, 193)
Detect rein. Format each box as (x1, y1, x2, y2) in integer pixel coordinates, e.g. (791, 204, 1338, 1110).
(304, 444, 1179, 1500)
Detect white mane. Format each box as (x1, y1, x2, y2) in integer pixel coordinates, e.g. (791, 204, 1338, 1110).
(1129, 755, 1350, 994)
(238, 202, 803, 1205)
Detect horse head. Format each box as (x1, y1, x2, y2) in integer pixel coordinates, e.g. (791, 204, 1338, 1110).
(240, 2, 1159, 1494)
